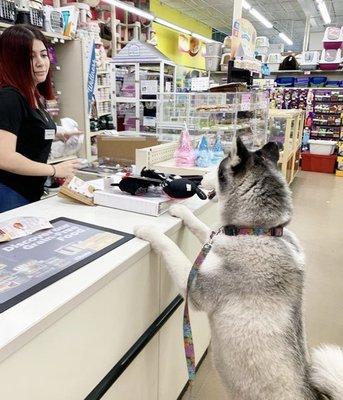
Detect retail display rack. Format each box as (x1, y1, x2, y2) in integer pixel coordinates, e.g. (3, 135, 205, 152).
(0, 21, 70, 42)
(157, 90, 269, 150)
(308, 88, 343, 141)
(112, 39, 176, 135)
(268, 109, 305, 184)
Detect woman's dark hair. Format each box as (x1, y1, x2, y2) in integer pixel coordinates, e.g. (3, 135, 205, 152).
(0, 24, 54, 108)
(279, 55, 299, 71)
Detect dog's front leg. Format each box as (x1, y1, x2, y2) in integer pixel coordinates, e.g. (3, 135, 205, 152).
(169, 204, 211, 244)
(134, 225, 192, 297)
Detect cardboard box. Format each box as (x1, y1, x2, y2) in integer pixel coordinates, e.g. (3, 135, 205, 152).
(97, 136, 159, 166)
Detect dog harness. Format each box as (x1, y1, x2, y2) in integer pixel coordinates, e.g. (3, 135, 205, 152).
(183, 225, 284, 382)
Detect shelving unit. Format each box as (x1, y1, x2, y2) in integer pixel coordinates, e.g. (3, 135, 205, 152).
(112, 39, 176, 135)
(0, 21, 71, 42)
(309, 88, 343, 141)
(53, 38, 90, 160)
(268, 109, 305, 184)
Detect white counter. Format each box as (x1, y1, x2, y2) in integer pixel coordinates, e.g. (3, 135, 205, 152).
(0, 194, 217, 400)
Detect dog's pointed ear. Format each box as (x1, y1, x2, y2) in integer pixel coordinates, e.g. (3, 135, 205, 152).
(229, 136, 250, 173)
(258, 142, 279, 164)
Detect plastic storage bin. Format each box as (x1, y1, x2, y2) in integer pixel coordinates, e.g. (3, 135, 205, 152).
(301, 152, 337, 173)
(267, 53, 283, 72)
(309, 76, 327, 87)
(299, 51, 320, 70)
(319, 49, 342, 70)
(206, 42, 222, 57)
(205, 56, 221, 71)
(255, 36, 269, 56)
(308, 139, 337, 155)
(220, 53, 231, 72)
(275, 77, 295, 87)
(256, 36, 269, 47)
(295, 77, 310, 87)
(323, 26, 343, 50)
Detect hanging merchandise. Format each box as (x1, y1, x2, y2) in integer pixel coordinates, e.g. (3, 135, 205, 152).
(196, 135, 211, 168)
(211, 134, 224, 165)
(174, 125, 195, 167)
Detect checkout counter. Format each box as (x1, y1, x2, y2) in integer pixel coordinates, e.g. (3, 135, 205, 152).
(0, 192, 218, 400)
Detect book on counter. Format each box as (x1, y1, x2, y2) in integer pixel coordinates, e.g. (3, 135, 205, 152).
(94, 188, 181, 216)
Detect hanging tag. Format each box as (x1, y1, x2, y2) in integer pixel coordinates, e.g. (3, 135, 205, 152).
(45, 129, 56, 140)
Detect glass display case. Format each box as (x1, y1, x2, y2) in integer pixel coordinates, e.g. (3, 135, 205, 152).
(268, 109, 305, 184)
(157, 90, 270, 151)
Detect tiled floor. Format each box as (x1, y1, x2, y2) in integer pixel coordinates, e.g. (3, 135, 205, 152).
(182, 171, 343, 400)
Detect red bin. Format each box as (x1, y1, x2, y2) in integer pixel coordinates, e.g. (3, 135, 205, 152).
(301, 152, 337, 173)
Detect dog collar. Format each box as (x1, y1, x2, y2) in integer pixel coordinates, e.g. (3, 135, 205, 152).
(223, 226, 284, 237)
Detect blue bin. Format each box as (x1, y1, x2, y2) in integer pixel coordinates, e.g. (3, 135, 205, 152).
(275, 77, 296, 87)
(309, 76, 327, 87)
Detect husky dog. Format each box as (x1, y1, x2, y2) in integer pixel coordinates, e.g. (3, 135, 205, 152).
(134, 137, 343, 400)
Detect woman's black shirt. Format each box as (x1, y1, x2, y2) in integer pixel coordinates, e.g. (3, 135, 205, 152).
(0, 87, 56, 202)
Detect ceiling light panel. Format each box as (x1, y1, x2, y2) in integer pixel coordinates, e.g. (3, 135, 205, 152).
(249, 8, 273, 29)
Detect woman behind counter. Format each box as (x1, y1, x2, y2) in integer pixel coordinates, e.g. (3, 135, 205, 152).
(0, 24, 81, 213)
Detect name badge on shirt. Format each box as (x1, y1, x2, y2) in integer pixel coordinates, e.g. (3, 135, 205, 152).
(45, 129, 56, 140)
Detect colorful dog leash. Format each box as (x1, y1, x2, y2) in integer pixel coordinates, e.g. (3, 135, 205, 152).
(183, 230, 217, 382)
(183, 224, 283, 382)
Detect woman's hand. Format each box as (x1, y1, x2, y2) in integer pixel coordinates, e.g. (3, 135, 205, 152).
(55, 130, 83, 142)
(53, 159, 81, 178)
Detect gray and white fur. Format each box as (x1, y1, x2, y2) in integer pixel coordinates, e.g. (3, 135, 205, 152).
(134, 137, 343, 400)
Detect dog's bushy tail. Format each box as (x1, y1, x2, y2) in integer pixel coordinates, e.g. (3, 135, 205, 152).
(310, 345, 343, 399)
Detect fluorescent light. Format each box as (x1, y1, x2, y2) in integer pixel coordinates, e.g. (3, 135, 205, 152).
(249, 8, 273, 28)
(279, 32, 293, 46)
(192, 33, 214, 43)
(102, 0, 154, 20)
(316, 0, 331, 24)
(242, 0, 251, 10)
(154, 17, 192, 35)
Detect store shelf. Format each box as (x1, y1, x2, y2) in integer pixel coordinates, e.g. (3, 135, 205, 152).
(48, 155, 77, 164)
(116, 98, 158, 102)
(96, 99, 111, 103)
(97, 85, 111, 89)
(97, 69, 110, 74)
(268, 69, 343, 74)
(0, 22, 71, 42)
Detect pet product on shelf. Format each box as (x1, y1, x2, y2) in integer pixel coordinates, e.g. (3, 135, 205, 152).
(267, 53, 283, 72)
(319, 49, 341, 71)
(255, 36, 269, 56)
(0, 0, 16, 23)
(299, 51, 320, 71)
(205, 42, 222, 57)
(220, 53, 231, 72)
(322, 26, 343, 50)
(43, 5, 64, 34)
(308, 139, 337, 155)
(205, 56, 221, 72)
(174, 125, 195, 167)
(196, 135, 211, 168)
(211, 134, 224, 165)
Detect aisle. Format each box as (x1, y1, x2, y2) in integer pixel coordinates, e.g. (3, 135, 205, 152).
(181, 171, 343, 400)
